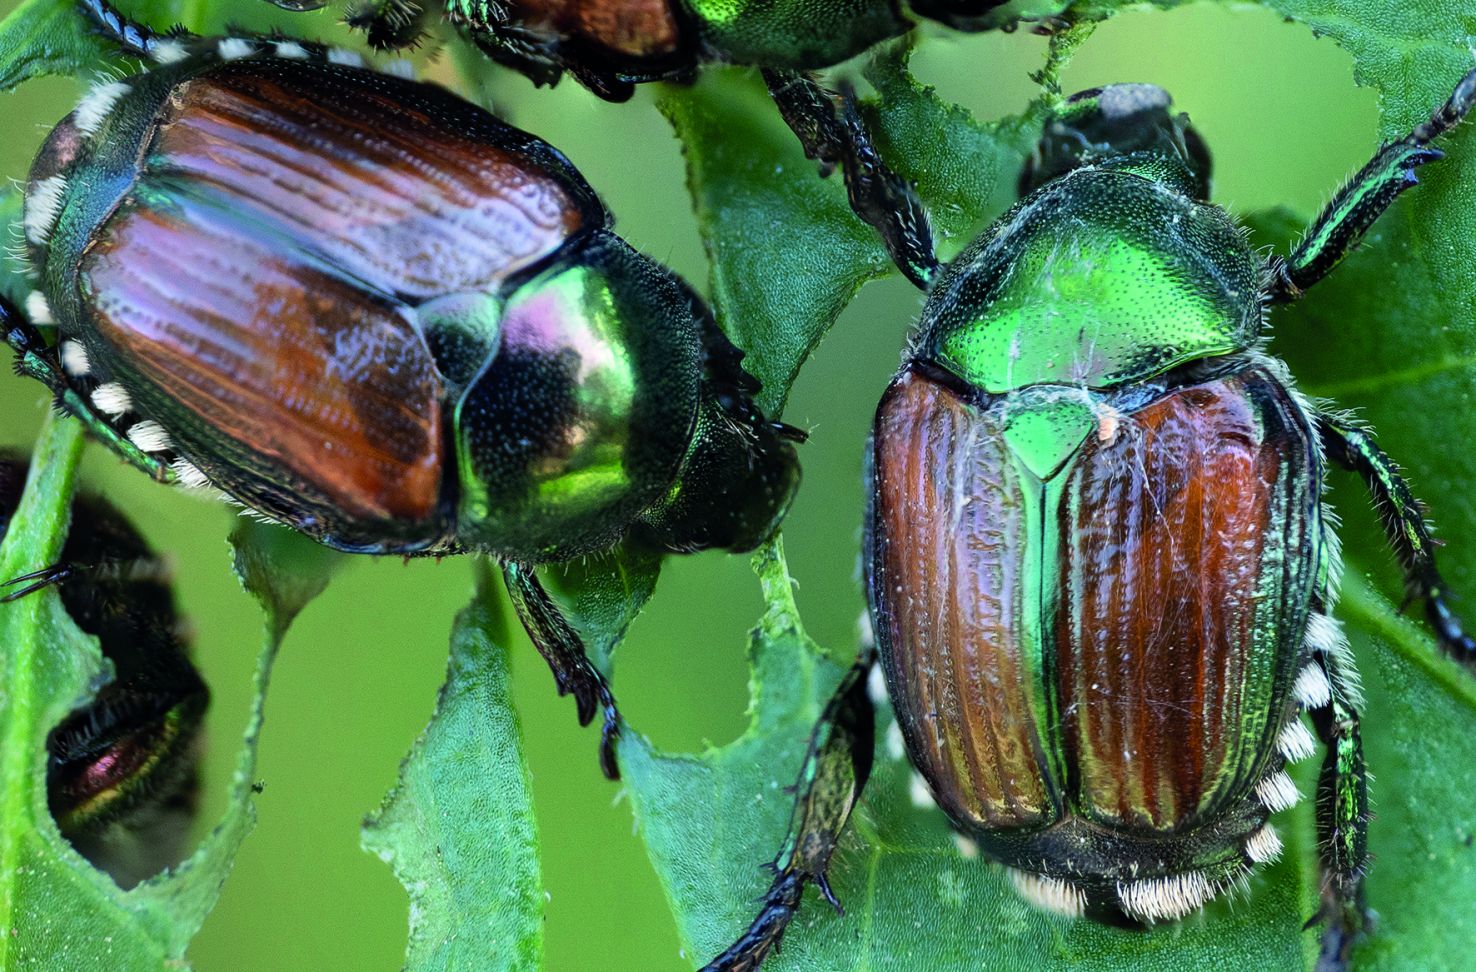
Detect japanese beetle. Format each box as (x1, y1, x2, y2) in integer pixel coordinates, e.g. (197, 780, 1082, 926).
(297, 0, 1012, 101)
(260, 0, 966, 288)
(4, 0, 802, 780)
(0, 457, 208, 888)
(706, 77, 1476, 970)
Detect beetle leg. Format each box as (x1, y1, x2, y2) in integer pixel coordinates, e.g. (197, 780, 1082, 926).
(763, 69, 940, 290)
(0, 296, 175, 482)
(0, 562, 75, 602)
(343, 0, 430, 50)
(1269, 66, 1476, 302)
(1307, 648, 1370, 972)
(701, 644, 876, 972)
(1318, 414, 1476, 668)
(500, 561, 622, 780)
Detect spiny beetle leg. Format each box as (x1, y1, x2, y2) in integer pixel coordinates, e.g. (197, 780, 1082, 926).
(501, 561, 622, 780)
(763, 69, 940, 290)
(702, 645, 877, 971)
(343, 0, 430, 50)
(1319, 414, 1476, 669)
(1307, 647, 1370, 972)
(0, 296, 174, 483)
(1270, 66, 1476, 302)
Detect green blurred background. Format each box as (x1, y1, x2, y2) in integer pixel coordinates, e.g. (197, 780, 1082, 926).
(0, 3, 1377, 969)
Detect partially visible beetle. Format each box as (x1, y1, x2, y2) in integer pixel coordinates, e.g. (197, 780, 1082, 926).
(259, 0, 964, 287)
(0, 457, 208, 887)
(281, 0, 1014, 100)
(704, 76, 1476, 971)
(5, 0, 802, 779)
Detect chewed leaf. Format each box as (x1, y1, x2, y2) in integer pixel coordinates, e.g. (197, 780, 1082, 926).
(657, 70, 892, 416)
(542, 543, 661, 669)
(0, 0, 108, 94)
(1238, 6, 1476, 959)
(0, 417, 325, 965)
(362, 563, 543, 972)
(863, 43, 1049, 258)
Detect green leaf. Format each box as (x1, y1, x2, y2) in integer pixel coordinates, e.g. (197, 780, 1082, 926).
(541, 545, 662, 670)
(362, 562, 544, 972)
(656, 72, 891, 415)
(1239, 5, 1476, 964)
(0, 417, 334, 967)
(632, 4, 1476, 969)
(0, 0, 107, 93)
(861, 43, 1051, 258)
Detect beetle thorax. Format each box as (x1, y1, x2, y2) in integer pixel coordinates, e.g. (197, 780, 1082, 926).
(917, 168, 1264, 396)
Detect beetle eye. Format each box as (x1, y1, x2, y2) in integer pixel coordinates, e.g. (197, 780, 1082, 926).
(1018, 84, 1213, 200)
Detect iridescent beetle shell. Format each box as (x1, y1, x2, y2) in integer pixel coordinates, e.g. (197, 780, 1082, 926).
(11, 9, 802, 785)
(23, 44, 797, 564)
(866, 85, 1328, 921)
(710, 71, 1476, 970)
(0, 458, 208, 887)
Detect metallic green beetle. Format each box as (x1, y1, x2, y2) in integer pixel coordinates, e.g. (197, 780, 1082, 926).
(704, 77, 1476, 971)
(7, 0, 802, 781)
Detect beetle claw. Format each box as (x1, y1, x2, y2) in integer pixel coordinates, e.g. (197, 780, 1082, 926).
(597, 695, 621, 781)
(0, 562, 74, 601)
(814, 872, 843, 914)
(569, 678, 598, 725)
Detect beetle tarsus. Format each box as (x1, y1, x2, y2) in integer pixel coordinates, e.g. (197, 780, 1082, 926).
(763, 69, 940, 289)
(701, 870, 806, 972)
(703, 645, 875, 969)
(1273, 65, 1476, 302)
(78, 0, 167, 57)
(596, 685, 621, 781)
(1305, 641, 1370, 972)
(502, 561, 625, 780)
(1314, 888, 1373, 972)
(1426, 595, 1476, 664)
(1, 562, 75, 602)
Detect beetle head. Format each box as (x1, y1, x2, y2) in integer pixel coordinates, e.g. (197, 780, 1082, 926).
(1018, 84, 1212, 200)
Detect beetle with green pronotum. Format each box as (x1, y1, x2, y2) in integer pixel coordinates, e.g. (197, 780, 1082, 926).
(4, 0, 803, 783)
(706, 76, 1476, 971)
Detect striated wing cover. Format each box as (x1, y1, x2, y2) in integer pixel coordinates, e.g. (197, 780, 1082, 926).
(869, 365, 1319, 839)
(77, 59, 602, 550)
